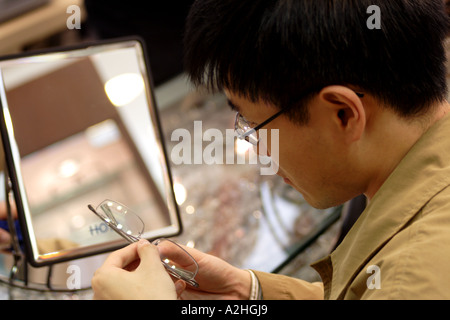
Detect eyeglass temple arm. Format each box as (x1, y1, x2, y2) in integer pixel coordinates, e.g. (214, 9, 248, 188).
(241, 109, 285, 139)
(101, 205, 119, 226)
(240, 91, 364, 139)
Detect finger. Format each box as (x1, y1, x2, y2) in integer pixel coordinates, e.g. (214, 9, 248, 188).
(0, 228, 10, 250)
(175, 280, 186, 299)
(173, 242, 206, 261)
(0, 228, 10, 244)
(155, 239, 197, 269)
(0, 201, 17, 220)
(135, 239, 165, 274)
(103, 242, 140, 269)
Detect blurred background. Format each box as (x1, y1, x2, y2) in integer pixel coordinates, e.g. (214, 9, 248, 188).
(0, 0, 194, 86)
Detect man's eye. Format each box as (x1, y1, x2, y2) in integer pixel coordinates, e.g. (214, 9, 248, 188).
(243, 117, 258, 127)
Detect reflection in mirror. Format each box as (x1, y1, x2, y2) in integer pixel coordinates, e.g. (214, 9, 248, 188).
(0, 39, 181, 266)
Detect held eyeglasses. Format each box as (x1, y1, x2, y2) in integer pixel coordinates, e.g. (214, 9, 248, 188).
(88, 200, 199, 287)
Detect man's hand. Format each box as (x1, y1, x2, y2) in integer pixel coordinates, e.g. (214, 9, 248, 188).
(0, 200, 17, 249)
(92, 239, 178, 300)
(175, 244, 252, 300)
(91, 239, 252, 300)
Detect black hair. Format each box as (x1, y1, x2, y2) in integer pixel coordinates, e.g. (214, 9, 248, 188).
(184, 0, 450, 123)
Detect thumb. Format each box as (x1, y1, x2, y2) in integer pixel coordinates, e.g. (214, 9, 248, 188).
(136, 239, 165, 274)
(135, 239, 178, 300)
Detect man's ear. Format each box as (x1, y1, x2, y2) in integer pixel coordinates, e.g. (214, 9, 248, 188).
(318, 86, 366, 143)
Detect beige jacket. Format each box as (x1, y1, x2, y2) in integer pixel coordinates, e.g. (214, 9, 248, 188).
(253, 112, 450, 299)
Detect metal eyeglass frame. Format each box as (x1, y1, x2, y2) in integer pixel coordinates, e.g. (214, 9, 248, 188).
(87, 201, 199, 288)
(235, 91, 365, 145)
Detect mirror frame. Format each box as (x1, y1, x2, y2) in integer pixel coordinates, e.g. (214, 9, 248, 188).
(0, 37, 182, 267)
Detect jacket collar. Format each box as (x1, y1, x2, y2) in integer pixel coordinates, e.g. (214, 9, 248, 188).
(312, 112, 450, 299)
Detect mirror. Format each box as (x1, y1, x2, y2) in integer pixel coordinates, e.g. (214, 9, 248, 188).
(0, 38, 182, 267)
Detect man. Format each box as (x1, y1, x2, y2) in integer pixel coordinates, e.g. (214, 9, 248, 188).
(92, 0, 450, 299)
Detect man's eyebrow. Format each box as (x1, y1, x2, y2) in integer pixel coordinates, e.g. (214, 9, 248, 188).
(227, 99, 240, 112)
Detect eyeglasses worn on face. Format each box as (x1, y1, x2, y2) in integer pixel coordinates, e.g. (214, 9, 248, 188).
(88, 200, 199, 287)
(234, 91, 364, 146)
(235, 109, 284, 146)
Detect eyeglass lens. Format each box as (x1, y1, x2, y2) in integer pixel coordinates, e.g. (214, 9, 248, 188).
(98, 201, 144, 240)
(153, 238, 198, 285)
(235, 113, 259, 145)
